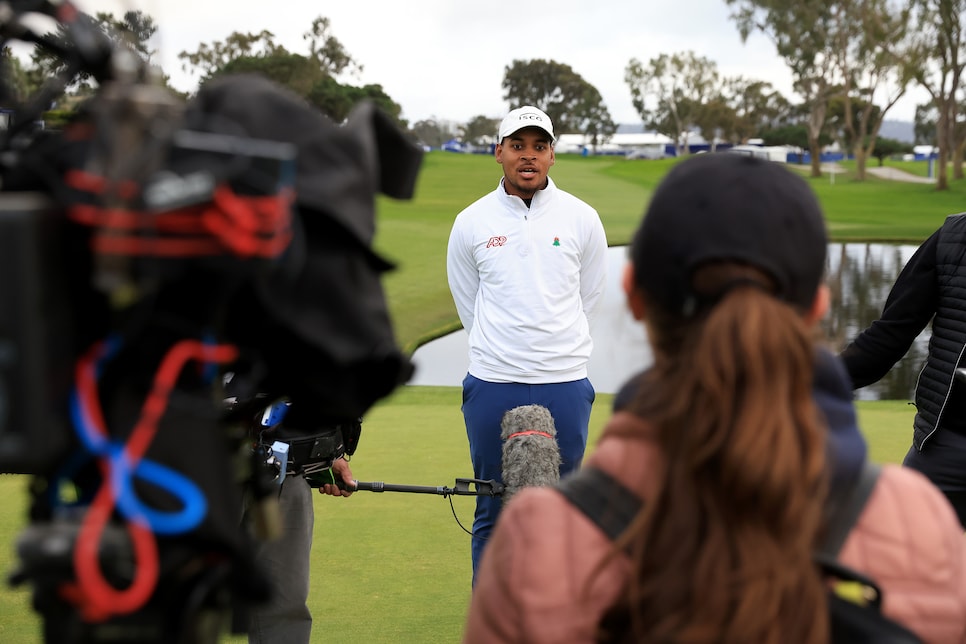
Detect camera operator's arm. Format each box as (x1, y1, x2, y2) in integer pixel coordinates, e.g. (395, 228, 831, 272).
(318, 457, 354, 497)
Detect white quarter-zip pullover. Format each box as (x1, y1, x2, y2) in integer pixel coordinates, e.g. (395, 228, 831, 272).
(446, 176, 608, 383)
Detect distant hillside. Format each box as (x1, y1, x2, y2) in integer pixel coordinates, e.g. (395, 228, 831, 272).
(879, 119, 914, 144)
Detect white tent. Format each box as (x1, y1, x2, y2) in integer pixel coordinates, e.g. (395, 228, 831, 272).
(555, 132, 673, 157)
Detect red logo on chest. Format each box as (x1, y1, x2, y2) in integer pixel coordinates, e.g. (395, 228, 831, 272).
(486, 236, 508, 248)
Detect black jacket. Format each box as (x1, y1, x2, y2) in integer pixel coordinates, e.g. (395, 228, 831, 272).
(841, 213, 966, 449)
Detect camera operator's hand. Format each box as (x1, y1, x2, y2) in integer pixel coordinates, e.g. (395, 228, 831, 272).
(318, 457, 354, 497)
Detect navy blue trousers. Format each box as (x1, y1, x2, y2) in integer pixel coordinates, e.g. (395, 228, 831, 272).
(461, 374, 595, 583)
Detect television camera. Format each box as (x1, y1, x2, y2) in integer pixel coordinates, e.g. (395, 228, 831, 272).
(0, 2, 422, 642)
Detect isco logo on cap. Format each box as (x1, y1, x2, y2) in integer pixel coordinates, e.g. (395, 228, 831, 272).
(499, 106, 555, 143)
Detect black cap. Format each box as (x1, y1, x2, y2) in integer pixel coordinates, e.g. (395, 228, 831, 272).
(632, 153, 827, 316)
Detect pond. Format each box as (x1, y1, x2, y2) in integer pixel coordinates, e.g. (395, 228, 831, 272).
(823, 242, 927, 401)
(409, 243, 925, 402)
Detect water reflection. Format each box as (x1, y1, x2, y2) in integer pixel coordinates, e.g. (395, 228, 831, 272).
(410, 243, 926, 401)
(824, 242, 927, 401)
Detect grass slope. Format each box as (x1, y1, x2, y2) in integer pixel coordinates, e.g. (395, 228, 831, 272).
(378, 152, 966, 352)
(0, 390, 918, 644)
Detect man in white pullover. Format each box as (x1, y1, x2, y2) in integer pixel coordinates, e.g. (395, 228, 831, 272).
(446, 106, 608, 582)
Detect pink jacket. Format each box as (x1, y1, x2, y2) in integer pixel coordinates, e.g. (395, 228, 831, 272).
(464, 412, 966, 644)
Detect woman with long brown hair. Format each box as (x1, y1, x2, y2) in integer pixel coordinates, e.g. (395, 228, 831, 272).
(463, 153, 966, 643)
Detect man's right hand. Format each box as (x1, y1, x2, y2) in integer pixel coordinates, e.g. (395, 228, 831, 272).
(318, 457, 354, 497)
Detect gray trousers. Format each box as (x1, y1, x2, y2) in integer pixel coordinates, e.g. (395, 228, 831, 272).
(247, 473, 314, 644)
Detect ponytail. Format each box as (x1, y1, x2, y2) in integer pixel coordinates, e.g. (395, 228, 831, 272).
(601, 263, 829, 644)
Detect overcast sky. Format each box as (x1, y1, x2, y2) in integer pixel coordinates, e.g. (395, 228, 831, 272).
(68, 0, 923, 125)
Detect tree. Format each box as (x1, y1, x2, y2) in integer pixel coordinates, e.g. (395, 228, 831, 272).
(871, 136, 913, 164)
(30, 9, 161, 92)
(307, 78, 404, 126)
(180, 19, 359, 86)
(682, 76, 789, 148)
(99, 10, 160, 63)
(502, 59, 615, 144)
(825, 92, 882, 153)
(692, 95, 735, 150)
(178, 30, 282, 83)
(218, 53, 325, 98)
(215, 56, 403, 126)
(8, 9, 170, 126)
(411, 118, 456, 148)
(1, 47, 43, 104)
(180, 17, 402, 127)
(907, 0, 966, 189)
(826, 0, 913, 180)
(913, 102, 938, 145)
(624, 51, 719, 156)
(760, 123, 817, 153)
(723, 77, 793, 143)
(728, 0, 843, 177)
(460, 115, 500, 149)
(303, 17, 362, 79)
(795, 72, 837, 176)
(570, 91, 617, 153)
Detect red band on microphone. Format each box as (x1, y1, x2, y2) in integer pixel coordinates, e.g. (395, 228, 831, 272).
(506, 430, 553, 440)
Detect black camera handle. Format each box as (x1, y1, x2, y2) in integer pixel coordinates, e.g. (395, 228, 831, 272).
(339, 477, 504, 497)
(324, 476, 504, 540)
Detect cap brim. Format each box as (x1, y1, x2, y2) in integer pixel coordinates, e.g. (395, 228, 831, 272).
(500, 125, 555, 143)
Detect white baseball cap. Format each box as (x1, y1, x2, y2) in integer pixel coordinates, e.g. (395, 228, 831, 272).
(498, 106, 555, 143)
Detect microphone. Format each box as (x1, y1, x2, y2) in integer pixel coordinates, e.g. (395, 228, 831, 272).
(500, 405, 561, 503)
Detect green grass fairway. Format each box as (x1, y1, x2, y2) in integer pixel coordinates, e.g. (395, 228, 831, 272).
(855, 400, 918, 464)
(0, 389, 920, 643)
(0, 152, 957, 642)
(378, 152, 966, 352)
